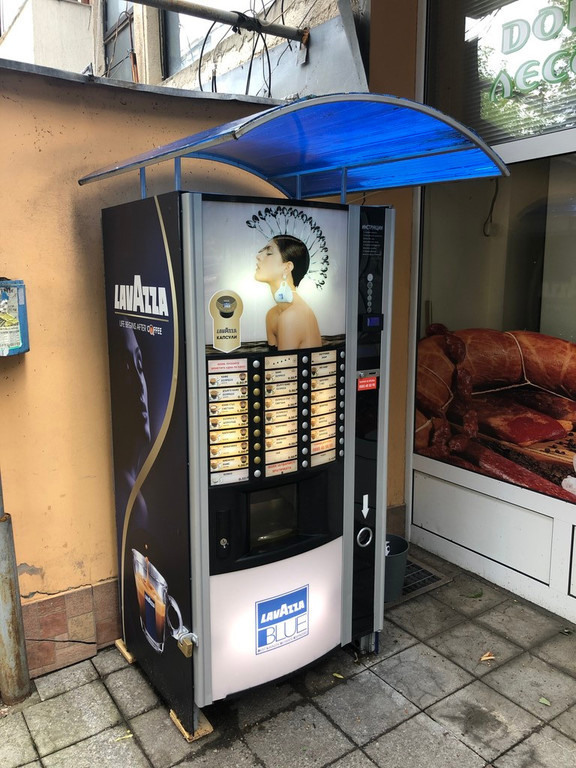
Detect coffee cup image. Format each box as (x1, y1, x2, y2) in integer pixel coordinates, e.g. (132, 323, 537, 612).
(216, 295, 237, 318)
(132, 549, 185, 653)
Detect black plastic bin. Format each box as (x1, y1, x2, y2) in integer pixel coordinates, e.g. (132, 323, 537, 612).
(384, 534, 409, 603)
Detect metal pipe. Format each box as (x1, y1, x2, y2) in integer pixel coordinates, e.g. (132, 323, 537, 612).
(132, 0, 307, 43)
(0, 473, 31, 705)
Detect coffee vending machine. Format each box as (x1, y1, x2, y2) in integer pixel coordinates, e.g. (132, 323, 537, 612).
(102, 191, 393, 733)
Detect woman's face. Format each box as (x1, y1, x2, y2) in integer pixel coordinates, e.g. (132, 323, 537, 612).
(255, 239, 286, 284)
(119, 327, 150, 444)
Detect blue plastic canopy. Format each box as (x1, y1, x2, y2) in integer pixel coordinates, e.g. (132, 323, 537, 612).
(78, 93, 508, 198)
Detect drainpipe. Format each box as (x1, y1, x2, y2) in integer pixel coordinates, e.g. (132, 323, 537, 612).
(0, 471, 31, 705)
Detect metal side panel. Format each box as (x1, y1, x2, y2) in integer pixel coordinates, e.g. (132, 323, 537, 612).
(341, 205, 360, 646)
(374, 207, 396, 629)
(182, 193, 213, 707)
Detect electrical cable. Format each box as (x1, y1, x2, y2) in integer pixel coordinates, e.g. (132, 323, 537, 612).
(260, 31, 272, 96)
(483, 179, 499, 237)
(198, 20, 218, 91)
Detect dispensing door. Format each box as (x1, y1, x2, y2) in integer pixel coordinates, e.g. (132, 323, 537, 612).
(343, 205, 395, 650)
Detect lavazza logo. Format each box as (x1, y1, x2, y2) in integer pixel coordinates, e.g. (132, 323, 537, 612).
(255, 586, 309, 654)
(114, 275, 169, 317)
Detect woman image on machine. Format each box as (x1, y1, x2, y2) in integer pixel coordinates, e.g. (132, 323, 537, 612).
(248, 206, 329, 351)
(255, 234, 321, 350)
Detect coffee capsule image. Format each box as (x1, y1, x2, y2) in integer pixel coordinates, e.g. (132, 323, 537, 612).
(216, 295, 237, 318)
(132, 550, 185, 653)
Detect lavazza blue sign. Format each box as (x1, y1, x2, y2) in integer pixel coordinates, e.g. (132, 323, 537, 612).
(255, 586, 309, 654)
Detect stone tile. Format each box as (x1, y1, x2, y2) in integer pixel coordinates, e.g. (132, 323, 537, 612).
(0, 712, 38, 768)
(551, 702, 576, 740)
(93, 580, 120, 621)
(104, 665, 159, 719)
(432, 573, 508, 617)
(33, 660, 98, 700)
(231, 681, 302, 729)
(129, 706, 210, 768)
(409, 546, 462, 578)
(328, 750, 377, 768)
(315, 669, 418, 745)
(243, 703, 353, 768)
(533, 631, 576, 677)
(23, 681, 122, 757)
(476, 600, 564, 649)
(386, 593, 464, 640)
(96, 616, 122, 648)
(37, 595, 66, 618)
(41, 725, 151, 768)
(21, 602, 41, 637)
(426, 620, 523, 677)
(176, 741, 261, 768)
(52, 640, 95, 671)
(494, 724, 576, 767)
(372, 643, 473, 708)
(427, 680, 541, 762)
(65, 587, 93, 618)
(483, 652, 576, 720)
(39, 610, 68, 638)
(290, 646, 363, 696)
(365, 712, 485, 768)
(26, 639, 57, 675)
(358, 620, 419, 668)
(92, 646, 130, 677)
(67, 612, 96, 642)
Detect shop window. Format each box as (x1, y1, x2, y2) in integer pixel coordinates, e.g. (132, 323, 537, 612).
(427, 0, 576, 145)
(416, 154, 576, 503)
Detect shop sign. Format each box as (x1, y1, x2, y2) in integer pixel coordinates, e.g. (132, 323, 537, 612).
(486, 1, 576, 100)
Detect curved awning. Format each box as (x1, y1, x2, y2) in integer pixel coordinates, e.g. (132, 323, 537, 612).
(78, 93, 508, 198)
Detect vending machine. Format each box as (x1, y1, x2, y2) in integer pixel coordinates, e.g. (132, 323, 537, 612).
(102, 192, 393, 734)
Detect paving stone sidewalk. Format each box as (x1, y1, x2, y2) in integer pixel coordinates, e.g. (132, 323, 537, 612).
(3, 548, 576, 768)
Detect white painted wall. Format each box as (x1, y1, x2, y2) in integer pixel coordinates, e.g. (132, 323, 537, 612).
(0, 0, 93, 73)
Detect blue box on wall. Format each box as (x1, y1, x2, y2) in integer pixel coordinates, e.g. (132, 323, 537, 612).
(0, 280, 29, 356)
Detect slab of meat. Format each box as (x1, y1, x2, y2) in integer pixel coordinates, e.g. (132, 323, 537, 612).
(506, 387, 576, 424)
(454, 440, 576, 502)
(451, 394, 567, 447)
(455, 328, 524, 389)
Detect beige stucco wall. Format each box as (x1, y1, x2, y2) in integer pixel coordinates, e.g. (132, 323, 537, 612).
(0, 63, 276, 601)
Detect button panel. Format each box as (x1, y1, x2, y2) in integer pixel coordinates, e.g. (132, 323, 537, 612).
(206, 344, 344, 485)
